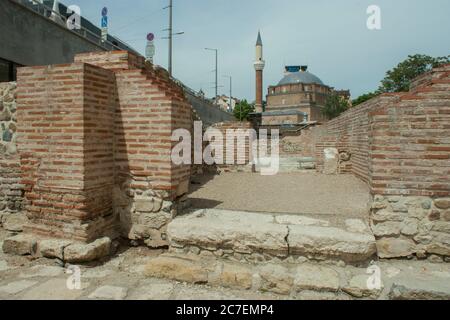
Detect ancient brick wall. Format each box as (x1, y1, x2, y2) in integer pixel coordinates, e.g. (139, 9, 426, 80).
(315, 95, 398, 181)
(75, 51, 192, 247)
(16, 63, 117, 241)
(12, 50, 193, 247)
(369, 67, 450, 197)
(209, 122, 254, 172)
(279, 126, 324, 158)
(316, 64, 450, 259)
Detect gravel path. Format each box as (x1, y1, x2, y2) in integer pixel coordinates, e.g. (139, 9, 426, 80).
(189, 173, 370, 218)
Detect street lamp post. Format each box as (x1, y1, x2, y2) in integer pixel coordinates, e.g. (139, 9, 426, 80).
(205, 48, 218, 102)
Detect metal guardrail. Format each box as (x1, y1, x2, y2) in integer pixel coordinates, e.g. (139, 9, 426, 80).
(13, 0, 139, 53)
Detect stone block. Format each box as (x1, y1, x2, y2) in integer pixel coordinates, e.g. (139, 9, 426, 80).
(64, 237, 111, 263)
(88, 286, 128, 300)
(372, 221, 401, 237)
(376, 238, 416, 259)
(434, 199, 450, 210)
(134, 197, 163, 213)
(144, 255, 208, 284)
(39, 239, 73, 260)
(288, 224, 377, 263)
(371, 209, 403, 222)
(138, 211, 171, 230)
(389, 279, 450, 300)
(293, 264, 340, 292)
(259, 264, 294, 295)
(2, 234, 37, 256)
(216, 262, 253, 290)
(2, 213, 27, 232)
(400, 219, 419, 236)
(343, 274, 383, 298)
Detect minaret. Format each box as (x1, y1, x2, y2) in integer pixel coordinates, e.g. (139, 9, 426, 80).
(254, 31, 265, 113)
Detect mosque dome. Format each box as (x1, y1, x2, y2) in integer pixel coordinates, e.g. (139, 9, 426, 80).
(277, 66, 324, 86)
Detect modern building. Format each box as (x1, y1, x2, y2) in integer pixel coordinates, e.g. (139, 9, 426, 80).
(215, 95, 240, 112)
(0, 0, 138, 82)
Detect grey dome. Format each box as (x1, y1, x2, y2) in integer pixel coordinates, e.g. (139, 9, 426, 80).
(278, 71, 324, 86)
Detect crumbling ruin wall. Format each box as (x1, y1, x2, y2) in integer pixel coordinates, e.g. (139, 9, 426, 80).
(0, 82, 25, 232)
(208, 122, 254, 173)
(369, 65, 450, 260)
(16, 63, 118, 242)
(5, 50, 193, 259)
(315, 95, 398, 180)
(279, 126, 324, 158)
(74, 51, 193, 248)
(316, 64, 450, 260)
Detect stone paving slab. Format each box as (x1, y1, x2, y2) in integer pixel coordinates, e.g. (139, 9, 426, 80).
(0, 229, 449, 300)
(88, 285, 128, 300)
(20, 278, 88, 300)
(168, 209, 376, 264)
(0, 280, 38, 296)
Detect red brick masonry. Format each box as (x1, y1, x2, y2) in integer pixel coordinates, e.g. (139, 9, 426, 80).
(16, 51, 192, 242)
(316, 64, 450, 197)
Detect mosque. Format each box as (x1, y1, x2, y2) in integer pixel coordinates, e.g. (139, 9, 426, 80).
(253, 32, 350, 125)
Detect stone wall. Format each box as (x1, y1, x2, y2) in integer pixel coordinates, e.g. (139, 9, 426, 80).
(10, 50, 193, 252)
(279, 126, 324, 158)
(209, 122, 254, 173)
(316, 64, 450, 259)
(0, 82, 25, 232)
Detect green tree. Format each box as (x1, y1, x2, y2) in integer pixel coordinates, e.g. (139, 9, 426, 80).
(233, 99, 255, 121)
(322, 93, 350, 120)
(352, 54, 449, 106)
(352, 91, 378, 106)
(378, 54, 449, 93)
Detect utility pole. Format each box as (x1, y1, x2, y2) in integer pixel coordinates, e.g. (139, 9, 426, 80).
(205, 48, 218, 103)
(168, 0, 173, 76)
(223, 75, 232, 112)
(163, 0, 184, 76)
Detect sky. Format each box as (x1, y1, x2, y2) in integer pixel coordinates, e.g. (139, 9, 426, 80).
(68, 0, 450, 101)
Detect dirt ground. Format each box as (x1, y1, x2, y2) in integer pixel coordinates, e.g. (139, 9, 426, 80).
(189, 173, 371, 219)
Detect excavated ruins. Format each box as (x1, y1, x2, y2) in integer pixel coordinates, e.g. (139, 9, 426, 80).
(0, 51, 449, 299)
